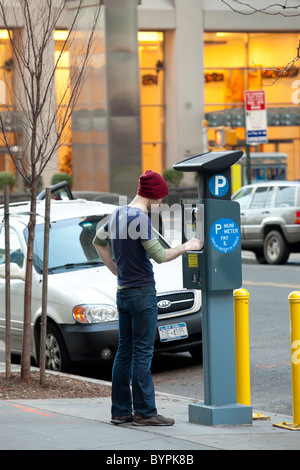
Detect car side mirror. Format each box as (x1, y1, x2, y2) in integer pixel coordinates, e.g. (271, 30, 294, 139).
(0, 263, 25, 280)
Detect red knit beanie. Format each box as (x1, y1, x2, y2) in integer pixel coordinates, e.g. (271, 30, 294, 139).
(137, 170, 169, 199)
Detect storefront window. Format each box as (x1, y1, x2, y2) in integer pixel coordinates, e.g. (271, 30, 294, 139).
(204, 31, 300, 111)
(204, 31, 300, 182)
(204, 32, 248, 112)
(138, 32, 165, 174)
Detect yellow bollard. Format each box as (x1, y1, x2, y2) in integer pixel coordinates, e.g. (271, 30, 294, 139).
(274, 291, 300, 431)
(234, 289, 270, 420)
(234, 289, 251, 407)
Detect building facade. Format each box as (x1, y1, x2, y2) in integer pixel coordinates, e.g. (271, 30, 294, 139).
(71, 0, 204, 197)
(0, 0, 299, 197)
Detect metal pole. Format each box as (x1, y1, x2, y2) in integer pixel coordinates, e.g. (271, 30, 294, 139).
(245, 144, 251, 185)
(234, 288, 251, 406)
(274, 291, 300, 430)
(289, 291, 300, 427)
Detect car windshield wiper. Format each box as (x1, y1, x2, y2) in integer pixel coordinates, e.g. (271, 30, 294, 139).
(48, 260, 104, 272)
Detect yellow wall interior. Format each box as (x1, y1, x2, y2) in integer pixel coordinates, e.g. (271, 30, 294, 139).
(54, 30, 72, 177)
(138, 32, 165, 175)
(0, 30, 15, 175)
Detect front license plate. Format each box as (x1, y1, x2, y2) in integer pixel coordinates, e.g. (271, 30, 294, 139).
(158, 322, 188, 342)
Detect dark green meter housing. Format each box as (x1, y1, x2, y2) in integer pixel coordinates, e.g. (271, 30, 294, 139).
(173, 151, 253, 427)
(174, 151, 243, 292)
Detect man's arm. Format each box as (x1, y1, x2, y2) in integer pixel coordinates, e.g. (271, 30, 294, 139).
(93, 224, 117, 276)
(163, 238, 201, 262)
(94, 244, 117, 276)
(142, 237, 201, 264)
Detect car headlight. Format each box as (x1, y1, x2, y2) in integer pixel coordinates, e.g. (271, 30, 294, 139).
(73, 305, 118, 323)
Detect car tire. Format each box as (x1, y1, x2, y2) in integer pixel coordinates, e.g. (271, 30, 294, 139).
(263, 230, 289, 265)
(37, 322, 70, 372)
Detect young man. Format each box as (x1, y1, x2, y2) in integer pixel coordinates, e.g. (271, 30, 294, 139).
(93, 170, 201, 426)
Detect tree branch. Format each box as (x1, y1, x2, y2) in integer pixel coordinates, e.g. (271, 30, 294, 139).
(252, 40, 300, 85)
(221, 0, 300, 16)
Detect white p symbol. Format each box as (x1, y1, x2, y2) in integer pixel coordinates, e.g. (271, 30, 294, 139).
(215, 176, 227, 196)
(215, 224, 222, 234)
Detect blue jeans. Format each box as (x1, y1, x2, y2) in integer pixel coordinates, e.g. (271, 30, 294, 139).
(111, 285, 158, 417)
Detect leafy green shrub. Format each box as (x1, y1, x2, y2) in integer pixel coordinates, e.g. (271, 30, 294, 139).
(0, 171, 16, 190)
(163, 168, 184, 187)
(51, 172, 73, 188)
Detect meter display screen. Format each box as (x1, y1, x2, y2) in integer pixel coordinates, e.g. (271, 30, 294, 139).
(183, 202, 204, 248)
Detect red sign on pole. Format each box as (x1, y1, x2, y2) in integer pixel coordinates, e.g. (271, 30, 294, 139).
(245, 90, 266, 111)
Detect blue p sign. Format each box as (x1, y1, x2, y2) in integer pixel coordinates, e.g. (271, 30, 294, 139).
(209, 175, 229, 198)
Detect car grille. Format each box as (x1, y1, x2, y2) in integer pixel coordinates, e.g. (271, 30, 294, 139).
(157, 291, 195, 318)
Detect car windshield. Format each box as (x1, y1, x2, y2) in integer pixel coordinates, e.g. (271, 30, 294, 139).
(26, 215, 107, 274)
(232, 187, 253, 210)
(25, 214, 169, 274)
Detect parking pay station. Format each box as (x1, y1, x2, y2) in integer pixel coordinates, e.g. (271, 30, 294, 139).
(174, 151, 253, 426)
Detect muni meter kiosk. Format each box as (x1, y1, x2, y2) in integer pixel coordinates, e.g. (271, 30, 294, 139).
(173, 151, 253, 426)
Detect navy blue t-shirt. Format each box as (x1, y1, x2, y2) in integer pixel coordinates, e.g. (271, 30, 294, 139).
(105, 205, 156, 288)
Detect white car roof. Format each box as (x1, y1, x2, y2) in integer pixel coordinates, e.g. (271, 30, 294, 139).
(0, 199, 118, 225)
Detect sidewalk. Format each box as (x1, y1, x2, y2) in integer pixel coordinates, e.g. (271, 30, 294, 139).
(0, 367, 299, 450)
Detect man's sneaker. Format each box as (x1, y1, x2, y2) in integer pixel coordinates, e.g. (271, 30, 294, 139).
(111, 414, 133, 425)
(133, 412, 175, 426)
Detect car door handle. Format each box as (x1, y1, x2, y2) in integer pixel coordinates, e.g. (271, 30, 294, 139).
(262, 211, 269, 214)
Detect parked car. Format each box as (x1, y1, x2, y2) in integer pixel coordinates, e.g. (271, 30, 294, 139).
(232, 181, 300, 264)
(0, 198, 202, 371)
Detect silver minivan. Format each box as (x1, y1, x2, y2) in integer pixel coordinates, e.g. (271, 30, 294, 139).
(232, 181, 300, 264)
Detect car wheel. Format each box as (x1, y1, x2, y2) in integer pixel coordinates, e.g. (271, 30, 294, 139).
(44, 323, 70, 372)
(263, 230, 289, 265)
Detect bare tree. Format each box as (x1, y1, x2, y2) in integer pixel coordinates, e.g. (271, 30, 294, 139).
(0, 0, 101, 380)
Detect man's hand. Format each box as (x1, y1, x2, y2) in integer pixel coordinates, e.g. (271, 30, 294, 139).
(163, 238, 202, 263)
(184, 237, 202, 252)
